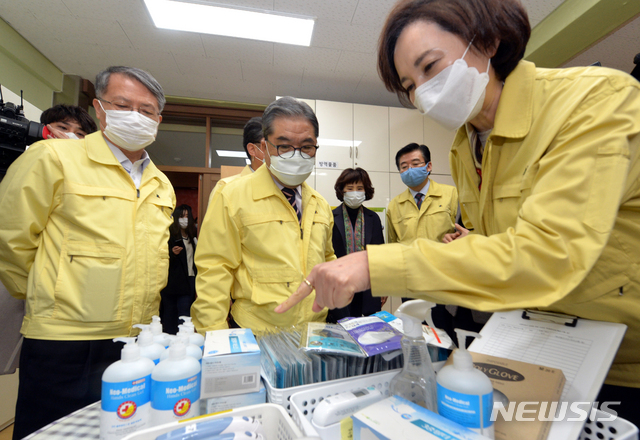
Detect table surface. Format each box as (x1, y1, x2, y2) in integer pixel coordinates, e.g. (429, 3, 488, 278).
(25, 402, 100, 440)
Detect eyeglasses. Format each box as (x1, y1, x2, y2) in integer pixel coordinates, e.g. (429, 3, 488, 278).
(399, 161, 426, 172)
(98, 98, 160, 118)
(266, 139, 318, 159)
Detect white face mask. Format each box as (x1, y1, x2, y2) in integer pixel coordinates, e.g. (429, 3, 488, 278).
(268, 150, 314, 187)
(178, 218, 188, 229)
(98, 101, 159, 152)
(413, 40, 490, 131)
(65, 132, 80, 140)
(343, 191, 366, 209)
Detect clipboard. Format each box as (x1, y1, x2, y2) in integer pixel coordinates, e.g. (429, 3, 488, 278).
(469, 309, 627, 440)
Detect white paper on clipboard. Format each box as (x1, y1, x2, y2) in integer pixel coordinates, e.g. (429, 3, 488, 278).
(469, 309, 627, 440)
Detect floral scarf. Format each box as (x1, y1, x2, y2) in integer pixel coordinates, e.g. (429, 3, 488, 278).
(342, 204, 365, 254)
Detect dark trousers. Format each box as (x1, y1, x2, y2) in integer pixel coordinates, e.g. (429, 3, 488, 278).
(160, 276, 196, 334)
(13, 338, 121, 440)
(596, 383, 640, 429)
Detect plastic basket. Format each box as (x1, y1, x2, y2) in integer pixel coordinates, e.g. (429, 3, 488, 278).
(263, 369, 400, 416)
(579, 411, 639, 440)
(121, 403, 304, 440)
(289, 370, 399, 439)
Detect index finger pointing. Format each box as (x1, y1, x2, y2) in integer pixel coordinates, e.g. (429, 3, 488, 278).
(274, 276, 315, 313)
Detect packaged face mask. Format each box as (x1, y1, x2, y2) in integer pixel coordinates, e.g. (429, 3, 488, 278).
(339, 316, 403, 357)
(301, 322, 366, 357)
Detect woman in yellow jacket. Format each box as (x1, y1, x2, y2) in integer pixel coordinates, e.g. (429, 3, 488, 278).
(277, 0, 640, 425)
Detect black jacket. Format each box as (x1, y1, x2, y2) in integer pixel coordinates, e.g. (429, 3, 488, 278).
(161, 232, 197, 297)
(327, 204, 385, 322)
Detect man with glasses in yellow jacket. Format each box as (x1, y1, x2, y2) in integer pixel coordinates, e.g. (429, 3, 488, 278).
(0, 66, 175, 439)
(192, 97, 335, 332)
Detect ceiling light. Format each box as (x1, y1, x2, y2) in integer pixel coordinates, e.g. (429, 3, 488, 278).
(143, 0, 315, 46)
(216, 150, 248, 158)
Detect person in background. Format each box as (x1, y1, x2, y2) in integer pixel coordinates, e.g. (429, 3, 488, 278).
(160, 204, 198, 334)
(277, 0, 640, 425)
(40, 103, 98, 139)
(208, 116, 264, 203)
(192, 97, 335, 332)
(387, 142, 462, 336)
(0, 65, 174, 439)
(326, 168, 385, 323)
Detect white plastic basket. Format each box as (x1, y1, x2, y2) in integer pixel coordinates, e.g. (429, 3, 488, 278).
(263, 369, 400, 416)
(579, 411, 639, 440)
(289, 370, 399, 439)
(290, 377, 639, 440)
(121, 403, 304, 440)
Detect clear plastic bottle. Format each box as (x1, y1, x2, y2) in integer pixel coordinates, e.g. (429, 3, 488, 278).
(179, 316, 205, 350)
(151, 339, 201, 425)
(133, 324, 166, 365)
(159, 330, 202, 363)
(437, 329, 494, 438)
(389, 300, 438, 412)
(100, 337, 155, 440)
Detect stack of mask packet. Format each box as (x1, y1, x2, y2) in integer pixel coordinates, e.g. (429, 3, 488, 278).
(200, 329, 264, 413)
(337, 316, 403, 357)
(347, 395, 492, 440)
(257, 324, 403, 390)
(372, 311, 454, 361)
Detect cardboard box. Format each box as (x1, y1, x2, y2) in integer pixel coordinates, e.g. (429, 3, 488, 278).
(203, 380, 266, 414)
(444, 353, 565, 440)
(350, 395, 491, 440)
(201, 329, 261, 399)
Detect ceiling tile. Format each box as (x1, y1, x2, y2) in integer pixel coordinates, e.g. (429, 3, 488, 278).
(335, 51, 377, 75)
(520, 0, 565, 27)
(273, 45, 341, 73)
(61, 0, 152, 23)
(119, 21, 206, 58)
(201, 34, 274, 65)
(312, 20, 378, 53)
(201, 0, 275, 10)
(275, 0, 359, 23)
(351, 0, 398, 28)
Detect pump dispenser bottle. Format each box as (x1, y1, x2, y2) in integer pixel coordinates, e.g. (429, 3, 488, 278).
(179, 316, 205, 350)
(151, 339, 201, 425)
(389, 300, 438, 412)
(133, 324, 166, 364)
(436, 329, 494, 438)
(100, 337, 154, 440)
(150, 315, 170, 348)
(159, 328, 202, 363)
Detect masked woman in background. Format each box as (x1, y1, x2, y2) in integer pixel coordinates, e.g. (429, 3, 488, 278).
(160, 204, 197, 334)
(326, 168, 386, 323)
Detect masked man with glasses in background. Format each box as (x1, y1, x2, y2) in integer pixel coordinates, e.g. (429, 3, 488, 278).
(0, 66, 175, 439)
(192, 96, 336, 332)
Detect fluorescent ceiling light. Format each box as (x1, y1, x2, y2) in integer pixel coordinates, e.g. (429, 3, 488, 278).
(216, 150, 247, 158)
(317, 138, 362, 148)
(144, 0, 315, 46)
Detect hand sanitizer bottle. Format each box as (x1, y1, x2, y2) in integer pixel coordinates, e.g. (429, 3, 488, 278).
(159, 329, 202, 363)
(150, 315, 170, 348)
(133, 324, 166, 365)
(179, 316, 205, 351)
(100, 337, 154, 440)
(151, 339, 201, 425)
(436, 329, 494, 438)
(389, 300, 438, 412)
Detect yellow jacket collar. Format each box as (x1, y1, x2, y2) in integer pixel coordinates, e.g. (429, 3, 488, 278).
(492, 60, 536, 139)
(85, 131, 121, 166)
(251, 164, 310, 201)
(398, 179, 443, 203)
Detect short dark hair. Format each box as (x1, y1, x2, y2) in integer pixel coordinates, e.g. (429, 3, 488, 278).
(378, 0, 530, 106)
(334, 168, 375, 202)
(40, 104, 98, 134)
(242, 117, 263, 159)
(169, 204, 197, 242)
(395, 143, 431, 170)
(262, 97, 319, 140)
(95, 66, 165, 112)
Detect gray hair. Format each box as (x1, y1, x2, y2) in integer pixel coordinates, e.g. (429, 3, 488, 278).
(95, 66, 166, 112)
(262, 97, 319, 140)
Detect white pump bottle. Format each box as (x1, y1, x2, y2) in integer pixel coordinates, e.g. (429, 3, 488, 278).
(100, 337, 154, 440)
(179, 316, 205, 350)
(436, 329, 494, 438)
(389, 300, 438, 412)
(159, 328, 202, 362)
(149, 315, 170, 348)
(133, 324, 166, 364)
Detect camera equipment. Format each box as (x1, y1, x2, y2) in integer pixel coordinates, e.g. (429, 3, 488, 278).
(631, 53, 640, 81)
(0, 85, 50, 178)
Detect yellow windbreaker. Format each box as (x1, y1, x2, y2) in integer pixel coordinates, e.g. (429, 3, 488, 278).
(386, 179, 458, 244)
(369, 61, 640, 386)
(0, 132, 175, 340)
(208, 165, 254, 205)
(192, 165, 336, 332)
